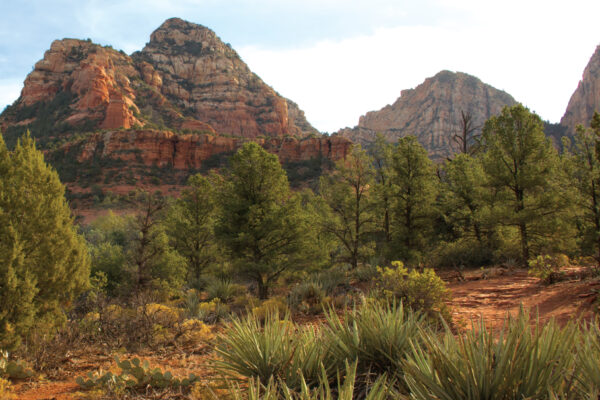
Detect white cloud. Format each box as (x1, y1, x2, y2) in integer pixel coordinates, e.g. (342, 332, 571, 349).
(0, 80, 22, 112)
(238, 1, 600, 132)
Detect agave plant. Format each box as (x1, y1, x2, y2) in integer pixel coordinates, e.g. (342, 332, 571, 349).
(403, 310, 579, 400)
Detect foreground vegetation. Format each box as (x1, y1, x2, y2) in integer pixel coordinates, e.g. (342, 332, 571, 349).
(1, 104, 600, 398)
(210, 303, 600, 400)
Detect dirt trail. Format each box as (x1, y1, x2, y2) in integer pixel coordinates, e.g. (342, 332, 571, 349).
(448, 270, 599, 331)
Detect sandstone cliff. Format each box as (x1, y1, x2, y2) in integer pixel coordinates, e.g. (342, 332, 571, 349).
(337, 70, 516, 159)
(61, 129, 350, 170)
(0, 18, 317, 150)
(561, 45, 600, 132)
(49, 129, 350, 198)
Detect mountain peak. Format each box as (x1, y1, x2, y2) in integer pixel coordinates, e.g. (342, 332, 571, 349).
(0, 17, 317, 148)
(339, 70, 516, 159)
(561, 45, 600, 131)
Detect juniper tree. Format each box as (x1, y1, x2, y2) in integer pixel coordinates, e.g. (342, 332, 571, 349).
(0, 133, 89, 349)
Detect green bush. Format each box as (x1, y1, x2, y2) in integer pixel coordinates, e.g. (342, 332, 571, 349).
(314, 266, 349, 294)
(250, 297, 290, 323)
(196, 299, 231, 324)
(288, 281, 326, 315)
(528, 254, 568, 284)
(430, 239, 493, 269)
(375, 261, 451, 322)
(352, 264, 379, 282)
(403, 311, 578, 400)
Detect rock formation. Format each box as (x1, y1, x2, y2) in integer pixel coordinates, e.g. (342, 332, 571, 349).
(0, 18, 317, 149)
(0, 18, 342, 201)
(561, 45, 600, 132)
(135, 18, 315, 138)
(337, 70, 516, 159)
(57, 129, 350, 170)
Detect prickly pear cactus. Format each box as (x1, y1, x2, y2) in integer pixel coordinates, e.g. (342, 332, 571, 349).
(75, 370, 121, 389)
(77, 356, 199, 391)
(0, 352, 34, 379)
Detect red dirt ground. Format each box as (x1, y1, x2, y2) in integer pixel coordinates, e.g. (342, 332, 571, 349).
(11, 270, 600, 399)
(448, 269, 599, 331)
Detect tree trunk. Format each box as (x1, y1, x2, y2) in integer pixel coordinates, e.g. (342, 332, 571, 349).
(257, 276, 268, 300)
(515, 188, 529, 266)
(384, 200, 391, 243)
(519, 222, 530, 266)
(473, 222, 483, 244)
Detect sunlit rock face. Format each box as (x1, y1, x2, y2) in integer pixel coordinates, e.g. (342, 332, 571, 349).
(337, 70, 516, 159)
(561, 45, 600, 132)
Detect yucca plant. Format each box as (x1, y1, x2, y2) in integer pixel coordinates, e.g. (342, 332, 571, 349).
(214, 311, 334, 390)
(323, 300, 424, 385)
(403, 310, 579, 400)
(217, 361, 394, 400)
(575, 319, 600, 399)
(206, 278, 242, 303)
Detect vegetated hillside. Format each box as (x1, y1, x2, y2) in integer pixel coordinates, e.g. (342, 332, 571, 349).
(561, 45, 600, 134)
(0, 18, 349, 204)
(336, 70, 517, 159)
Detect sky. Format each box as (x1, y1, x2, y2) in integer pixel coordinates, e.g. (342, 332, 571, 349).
(0, 1, 599, 133)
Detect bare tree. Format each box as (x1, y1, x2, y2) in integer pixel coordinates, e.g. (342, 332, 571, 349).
(128, 190, 167, 289)
(452, 110, 481, 155)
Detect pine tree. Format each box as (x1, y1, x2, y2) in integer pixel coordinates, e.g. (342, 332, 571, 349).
(319, 145, 377, 269)
(165, 174, 217, 283)
(372, 134, 394, 246)
(217, 143, 316, 299)
(440, 153, 487, 243)
(390, 136, 437, 263)
(480, 104, 571, 264)
(565, 112, 600, 261)
(0, 133, 89, 349)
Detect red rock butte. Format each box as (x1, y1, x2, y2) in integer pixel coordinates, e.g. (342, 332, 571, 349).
(0, 18, 351, 197)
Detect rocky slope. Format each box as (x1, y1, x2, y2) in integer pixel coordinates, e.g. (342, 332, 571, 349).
(337, 71, 516, 159)
(561, 45, 600, 132)
(0, 18, 345, 200)
(135, 18, 315, 138)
